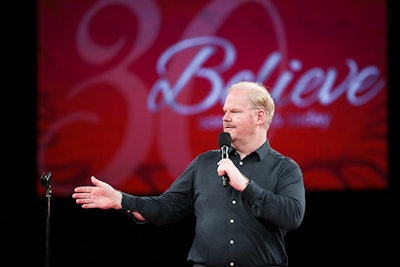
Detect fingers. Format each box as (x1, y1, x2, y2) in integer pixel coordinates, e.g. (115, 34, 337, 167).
(91, 175, 98, 184)
(74, 196, 91, 204)
(79, 202, 98, 209)
(73, 186, 93, 193)
(72, 192, 99, 209)
(71, 176, 103, 208)
(72, 176, 101, 194)
(72, 192, 91, 199)
(91, 176, 111, 190)
(91, 175, 103, 186)
(217, 158, 230, 176)
(81, 203, 96, 209)
(72, 176, 113, 206)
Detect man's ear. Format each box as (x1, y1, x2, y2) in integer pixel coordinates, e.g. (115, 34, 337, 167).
(256, 109, 266, 125)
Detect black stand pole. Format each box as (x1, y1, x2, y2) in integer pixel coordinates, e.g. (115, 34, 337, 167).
(41, 172, 52, 267)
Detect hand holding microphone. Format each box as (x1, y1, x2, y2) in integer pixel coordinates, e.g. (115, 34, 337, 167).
(217, 132, 251, 191)
(218, 132, 231, 187)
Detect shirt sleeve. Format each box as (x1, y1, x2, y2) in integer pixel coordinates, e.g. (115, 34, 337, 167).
(242, 157, 306, 231)
(119, 157, 198, 225)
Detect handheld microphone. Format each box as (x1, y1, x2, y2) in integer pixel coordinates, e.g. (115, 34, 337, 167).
(218, 132, 231, 187)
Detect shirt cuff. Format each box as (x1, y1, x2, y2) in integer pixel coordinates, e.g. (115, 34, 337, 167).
(118, 193, 146, 224)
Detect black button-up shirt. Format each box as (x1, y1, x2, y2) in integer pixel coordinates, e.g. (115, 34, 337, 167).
(121, 140, 305, 267)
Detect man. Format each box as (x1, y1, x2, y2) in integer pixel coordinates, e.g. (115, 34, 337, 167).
(72, 81, 306, 267)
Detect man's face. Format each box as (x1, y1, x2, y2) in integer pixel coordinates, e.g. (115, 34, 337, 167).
(222, 88, 257, 145)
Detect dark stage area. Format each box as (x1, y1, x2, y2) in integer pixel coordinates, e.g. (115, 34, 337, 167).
(27, 190, 396, 267)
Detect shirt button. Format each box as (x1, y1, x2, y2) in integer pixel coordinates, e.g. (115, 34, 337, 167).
(232, 199, 236, 205)
(239, 161, 243, 165)
(229, 261, 235, 266)
(229, 239, 234, 245)
(230, 218, 234, 224)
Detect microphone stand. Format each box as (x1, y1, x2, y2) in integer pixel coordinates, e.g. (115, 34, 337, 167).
(41, 172, 52, 267)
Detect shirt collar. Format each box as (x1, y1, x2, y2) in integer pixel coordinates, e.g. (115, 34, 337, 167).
(229, 140, 270, 161)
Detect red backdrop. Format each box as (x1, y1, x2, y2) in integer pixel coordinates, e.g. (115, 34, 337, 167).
(37, 0, 387, 197)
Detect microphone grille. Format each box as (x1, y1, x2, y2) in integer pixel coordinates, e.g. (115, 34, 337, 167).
(218, 132, 231, 148)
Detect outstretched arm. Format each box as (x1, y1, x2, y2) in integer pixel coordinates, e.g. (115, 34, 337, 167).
(72, 176, 146, 221)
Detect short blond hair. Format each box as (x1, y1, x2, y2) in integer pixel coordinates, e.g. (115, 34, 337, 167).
(229, 81, 275, 128)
